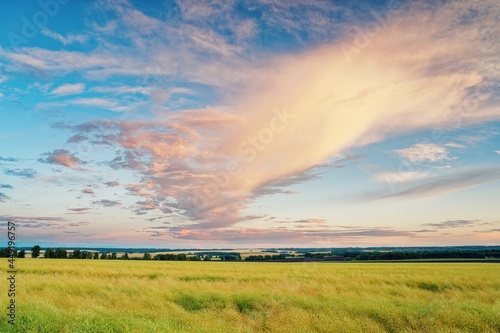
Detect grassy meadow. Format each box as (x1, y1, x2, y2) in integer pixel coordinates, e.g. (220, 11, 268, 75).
(1, 259, 499, 332)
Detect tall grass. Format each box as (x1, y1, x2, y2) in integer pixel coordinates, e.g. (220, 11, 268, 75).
(1, 260, 499, 332)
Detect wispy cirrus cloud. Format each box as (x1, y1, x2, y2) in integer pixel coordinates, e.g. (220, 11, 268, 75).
(367, 166, 500, 200)
(0, 157, 18, 162)
(150, 226, 420, 244)
(0, 192, 10, 202)
(376, 171, 430, 184)
(475, 229, 500, 233)
(92, 199, 121, 207)
(3, 168, 37, 179)
(50, 83, 85, 96)
(41, 28, 87, 45)
(294, 219, 326, 225)
(395, 143, 451, 163)
(67, 208, 91, 214)
(0, 215, 67, 224)
(0, 215, 89, 230)
(422, 219, 482, 229)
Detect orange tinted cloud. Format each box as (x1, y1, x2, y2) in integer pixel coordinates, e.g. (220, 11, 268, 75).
(71, 0, 500, 228)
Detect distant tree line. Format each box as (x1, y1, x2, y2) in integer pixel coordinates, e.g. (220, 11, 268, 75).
(154, 253, 201, 261)
(6, 246, 499, 261)
(245, 254, 289, 261)
(0, 248, 25, 258)
(5, 246, 214, 261)
(343, 250, 500, 260)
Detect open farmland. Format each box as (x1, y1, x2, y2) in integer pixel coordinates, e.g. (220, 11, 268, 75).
(1, 260, 499, 332)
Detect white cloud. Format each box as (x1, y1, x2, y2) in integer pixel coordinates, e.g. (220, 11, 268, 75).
(395, 144, 450, 163)
(70, 97, 117, 108)
(376, 171, 430, 184)
(444, 142, 466, 149)
(41, 28, 87, 45)
(51, 83, 85, 96)
(89, 86, 151, 95)
(67, 97, 143, 113)
(495, 150, 500, 154)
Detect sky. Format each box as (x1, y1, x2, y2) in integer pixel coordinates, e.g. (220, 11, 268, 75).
(0, 0, 499, 248)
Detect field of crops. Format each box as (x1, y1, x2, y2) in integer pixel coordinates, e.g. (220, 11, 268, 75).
(1, 259, 499, 332)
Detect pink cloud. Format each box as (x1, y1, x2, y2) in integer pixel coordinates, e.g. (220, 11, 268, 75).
(82, 188, 95, 195)
(67, 0, 500, 230)
(39, 149, 86, 170)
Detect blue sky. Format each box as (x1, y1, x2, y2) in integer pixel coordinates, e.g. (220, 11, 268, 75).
(0, 0, 499, 248)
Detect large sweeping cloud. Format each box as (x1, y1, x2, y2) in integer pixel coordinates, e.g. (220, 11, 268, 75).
(64, 0, 500, 229)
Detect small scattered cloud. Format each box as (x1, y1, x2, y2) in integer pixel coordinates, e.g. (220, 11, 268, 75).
(89, 85, 150, 95)
(475, 229, 500, 233)
(67, 208, 91, 214)
(82, 188, 95, 195)
(422, 219, 481, 229)
(443, 143, 466, 149)
(41, 28, 87, 45)
(294, 218, 326, 224)
(0, 192, 10, 202)
(3, 168, 37, 179)
(92, 199, 121, 207)
(376, 171, 429, 184)
(65, 222, 90, 227)
(395, 143, 450, 163)
(104, 181, 120, 187)
(0, 215, 67, 228)
(50, 83, 85, 96)
(39, 149, 86, 169)
(0, 184, 13, 189)
(69, 97, 119, 109)
(0, 157, 17, 162)
(307, 228, 417, 238)
(495, 150, 500, 154)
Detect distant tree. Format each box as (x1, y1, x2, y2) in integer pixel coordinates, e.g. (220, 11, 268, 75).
(100, 252, 108, 260)
(121, 252, 129, 260)
(221, 254, 241, 261)
(18, 250, 26, 258)
(143, 252, 151, 260)
(44, 248, 55, 258)
(93, 252, 99, 259)
(111, 252, 117, 260)
(0, 248, 10, 257)
(54, 248, 67, 259)
(31, 245, 41, 258)
(72, 250, 81, 259)
(86, 252, 93, 259)
(203, 255, 211, 261)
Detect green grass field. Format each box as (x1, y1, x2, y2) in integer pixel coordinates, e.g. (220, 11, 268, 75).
(1, 259, 499, 332)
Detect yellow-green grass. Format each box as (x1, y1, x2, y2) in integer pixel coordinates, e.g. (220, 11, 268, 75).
(1, 259, 499, 332)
